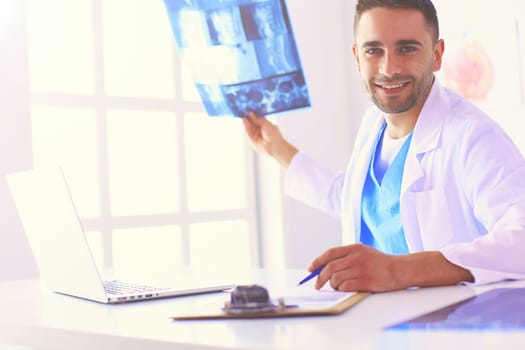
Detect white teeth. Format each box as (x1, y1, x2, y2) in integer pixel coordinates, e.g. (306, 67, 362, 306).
(381, 83, 404, 89)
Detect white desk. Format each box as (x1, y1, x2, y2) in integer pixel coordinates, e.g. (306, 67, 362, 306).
(0, 269, 524, 350)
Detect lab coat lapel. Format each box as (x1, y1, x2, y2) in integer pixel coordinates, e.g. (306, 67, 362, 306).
(401, 80, 447, 195)
(400, 80, 449, 249)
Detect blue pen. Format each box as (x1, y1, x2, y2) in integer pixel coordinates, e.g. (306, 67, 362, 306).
(298, 265, 325, 285)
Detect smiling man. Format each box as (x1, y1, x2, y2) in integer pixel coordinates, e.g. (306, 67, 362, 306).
(242, 0, 525, 292)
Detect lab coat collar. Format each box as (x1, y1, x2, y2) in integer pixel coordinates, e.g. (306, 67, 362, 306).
(401, 78, 448, 195)
(410, 78, 449, 156)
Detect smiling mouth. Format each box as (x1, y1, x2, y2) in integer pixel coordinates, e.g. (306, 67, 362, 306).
(375, 82, 410, 90)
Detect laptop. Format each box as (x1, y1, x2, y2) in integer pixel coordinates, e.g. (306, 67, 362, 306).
(6, 167, 235, 304)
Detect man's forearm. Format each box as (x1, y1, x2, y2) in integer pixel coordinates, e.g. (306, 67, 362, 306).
(394, 251, 475, 288)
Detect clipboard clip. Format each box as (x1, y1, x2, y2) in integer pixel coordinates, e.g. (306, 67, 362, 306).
(223, 284, 297, 315)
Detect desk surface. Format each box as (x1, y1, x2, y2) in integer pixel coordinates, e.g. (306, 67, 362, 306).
(1, 269, 524, 350)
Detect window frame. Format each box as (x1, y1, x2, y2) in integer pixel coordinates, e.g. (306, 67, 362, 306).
(26, 0, 262, 272)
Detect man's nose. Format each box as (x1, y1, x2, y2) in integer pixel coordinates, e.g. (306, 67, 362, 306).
(379, 52, 401, 77)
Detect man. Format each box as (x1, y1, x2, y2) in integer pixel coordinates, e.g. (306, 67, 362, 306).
(242, 0, 525, 292)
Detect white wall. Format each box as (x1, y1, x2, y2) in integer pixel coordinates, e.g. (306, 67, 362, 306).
(268, 0, 368, 268)
(0, 0, 38, 281)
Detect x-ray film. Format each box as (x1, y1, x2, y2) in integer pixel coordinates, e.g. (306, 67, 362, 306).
(163, 0, 311, 117)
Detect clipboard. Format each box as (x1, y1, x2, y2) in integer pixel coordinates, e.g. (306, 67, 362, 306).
(171, 290, 370, 320)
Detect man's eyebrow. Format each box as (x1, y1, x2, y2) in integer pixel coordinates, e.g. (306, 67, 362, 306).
(361, 40, 382, 49)
(361, 39, 423, 49)
(397, 39, 423, 46)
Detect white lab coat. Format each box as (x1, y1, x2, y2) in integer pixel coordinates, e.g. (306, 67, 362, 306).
(284, 79, 525, 284)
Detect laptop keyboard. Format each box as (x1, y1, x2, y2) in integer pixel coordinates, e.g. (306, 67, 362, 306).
(103, 280, 168, 295)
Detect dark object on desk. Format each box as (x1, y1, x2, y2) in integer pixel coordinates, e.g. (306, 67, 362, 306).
(387, 288, 525, 330)
(230, 284, 270, 305)
(224, 284, 289, 314)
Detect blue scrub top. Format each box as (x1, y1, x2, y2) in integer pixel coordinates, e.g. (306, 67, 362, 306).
(360, 124, 412, 255)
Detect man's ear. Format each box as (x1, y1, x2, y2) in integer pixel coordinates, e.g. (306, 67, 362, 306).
(433, 39, 445, 72)
(352, 44, 361, 72)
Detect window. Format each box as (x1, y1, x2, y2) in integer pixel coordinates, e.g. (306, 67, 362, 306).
(26, 0, 259, 279)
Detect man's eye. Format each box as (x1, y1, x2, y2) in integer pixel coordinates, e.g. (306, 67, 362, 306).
(365, 48, 382, 55)
(400, 46, 417, 54)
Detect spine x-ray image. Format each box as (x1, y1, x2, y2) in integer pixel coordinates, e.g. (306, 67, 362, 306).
(164, 0, 311, 117)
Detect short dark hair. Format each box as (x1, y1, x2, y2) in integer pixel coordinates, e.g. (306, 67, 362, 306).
(354, 0, 439, 43)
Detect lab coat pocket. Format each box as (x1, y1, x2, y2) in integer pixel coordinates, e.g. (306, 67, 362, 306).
(405, 188, 454, 250)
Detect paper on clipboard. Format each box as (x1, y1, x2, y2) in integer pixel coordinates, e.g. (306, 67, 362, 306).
(171, 287, 369, 320)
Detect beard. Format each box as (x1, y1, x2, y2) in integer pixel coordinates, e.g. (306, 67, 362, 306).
(367, 73, 435, 114)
